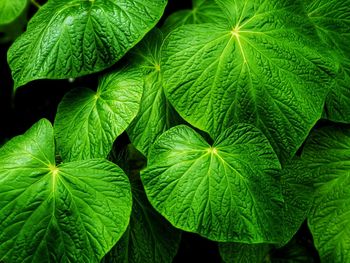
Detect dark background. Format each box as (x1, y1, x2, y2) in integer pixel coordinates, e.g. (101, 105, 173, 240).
(0, 1, 320, 262)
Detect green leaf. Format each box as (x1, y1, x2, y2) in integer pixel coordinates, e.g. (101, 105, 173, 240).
(127, 29, 180, 157)
(54, 67, 143, 162)
(161, 0, 334, 162)
(0, 0, 27, 25)
(270, 239, 317, 263)
(102, 181, 181, 263)
(161, 0, 226, 35)
(7, 0, 167, 90)
(304, 0, 350, 123)
(220, 235, 319, 263)
(219, 243, 270, 263)
(0, 119, 132, 263)
(219, 158, 316, 261)
(280, 159, 315, 244)
(300, 125, 350, 262)
(141, 124, 283, 242)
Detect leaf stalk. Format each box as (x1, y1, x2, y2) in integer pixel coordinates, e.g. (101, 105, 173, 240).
(30, 0, 41, 8)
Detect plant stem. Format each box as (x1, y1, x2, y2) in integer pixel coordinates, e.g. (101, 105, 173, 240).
(30, 0, 41, 8)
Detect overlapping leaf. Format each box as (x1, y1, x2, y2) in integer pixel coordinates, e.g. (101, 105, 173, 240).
(8, 0, 167, 89)
(54, 67, 143, 162)
(219, 235, 318, 263)
(127, 29, 181, 157)
(162, 0, 226, 34)
(141, 124, 283, 242)
(219, 159, 316, 262)
(0, 0, 27, 25)
(300, 125, 350, 262)
(304, 0, 350, 123)
(161, 0, 334, 162)
(102, 181, 181, 263)
(280, 159, 315, 244)
(0, 119, 132, 263)
(219, 243, 270, 263)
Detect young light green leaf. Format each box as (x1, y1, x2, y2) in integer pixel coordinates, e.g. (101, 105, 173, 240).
(8, 0, 167, 90)
(127, 29, 181, 157)
(304, 0, 350, 123)
(0, 0, 27, 25)
(102, 181, 181, 263)
(161, 0, 226, 35)
(54, 67, 143, 162)
(219, 243, 270, 263)
(301, 126, 350, 262)
(141, 124, 283, 242)
(161, 0, 334, 162)
(0, 119, 132, 263)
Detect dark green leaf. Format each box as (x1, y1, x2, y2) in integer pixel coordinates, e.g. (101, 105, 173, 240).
(280, 159, 315, 244)
(300, 125, 350, 262)
(102, 181, 181, 263)
(219, 243, 270, 263)
(304, 0, 350, 123)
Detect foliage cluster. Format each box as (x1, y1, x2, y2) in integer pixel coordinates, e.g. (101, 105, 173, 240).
(0, 0, 349, 262)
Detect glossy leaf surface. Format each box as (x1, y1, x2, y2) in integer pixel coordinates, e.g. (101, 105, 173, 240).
(161, 0, 334, 161)
(302, 126, 350, 262)
(142, 124, 283, 242)
(0, 119, 132, 263)
(127, 29, 180, 157)
(54, 67, 143, 161)
(8, 0, 167, 89)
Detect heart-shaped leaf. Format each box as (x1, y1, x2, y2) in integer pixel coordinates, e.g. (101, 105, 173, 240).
(54, 67, 143, 162)
(141, 124, 283, 242)
(0, 119, 132, 263)
(8, 0, 167, 89)
(161, 0, 335, 162)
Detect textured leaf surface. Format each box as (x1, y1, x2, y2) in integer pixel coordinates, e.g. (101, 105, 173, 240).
(142, 124, 283, 242)
(280, 159, 315, 244)
(54, 67, 143, 162)
(0, 0, 27, 25)
(301, 126, 350, 262)
(102, 181, 181, 263)
(219, 243, 270, 263)
(0, 119, 132, 263)
(8, 0, 167, 89)
(304, 0, 350, 122)
(272, 235, 319, 263)
(220, 235, 318, 263)
(162, 0, 226, 34)
(161, 0, 334, 161)
(127, 29, 180, 157)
